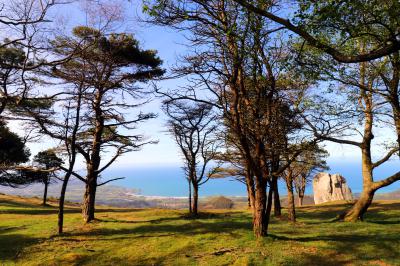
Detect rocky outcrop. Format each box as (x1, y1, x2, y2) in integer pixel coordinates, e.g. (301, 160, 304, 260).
(313, 173, 353, 204)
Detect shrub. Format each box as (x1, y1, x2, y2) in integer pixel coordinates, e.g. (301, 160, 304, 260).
(206, 196, 234, 209)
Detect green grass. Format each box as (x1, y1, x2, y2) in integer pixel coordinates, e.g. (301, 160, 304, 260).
(1, 194, 399, 265)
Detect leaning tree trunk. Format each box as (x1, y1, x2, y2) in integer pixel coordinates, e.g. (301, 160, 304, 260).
(253, 177, 268, 237)
(285, 178, 296, 222)
(82, 176, 97, 223)
(42, 177, 49, 206)
(272, 177, 281, 217)
(343, 186, 375, 221)
(58, 171, 73, 234)
(192, 183, 199, 216)
(342, 51, 378, 222)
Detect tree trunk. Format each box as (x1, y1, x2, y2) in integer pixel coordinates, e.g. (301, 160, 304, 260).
(245, 170, 255, 209)
(343, 187, 375, 221)
(272, 177, 281, 217)
(342, 49, 376, 222)
(264, 180, 274, 234)
(42, 177, 49, 206)
(82, 89, 103, 223)
(188, 179, 192, 213)
(192, 183, 199, 216)
(253, 178, 268, 237)
(58, 179, 68, 234)
(298, 196, 304, 207)
(285, 178, 296, 222)
(246, 186, 251, 208)
(82, 177, 97, 223)
(58, 172, 72, 234)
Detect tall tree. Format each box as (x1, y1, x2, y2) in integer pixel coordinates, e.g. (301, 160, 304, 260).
(305, 57, 400, 221)
(145, 0, 316, 237)
(24, 74, 85, 233)
(49, 26, 164, 223)
(164, 100, 219, 216)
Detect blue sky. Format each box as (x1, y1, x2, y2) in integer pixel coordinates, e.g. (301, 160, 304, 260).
(9, 0, 399, 173)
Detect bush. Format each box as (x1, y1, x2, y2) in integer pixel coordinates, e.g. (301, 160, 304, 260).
(206, 196, 234, 209)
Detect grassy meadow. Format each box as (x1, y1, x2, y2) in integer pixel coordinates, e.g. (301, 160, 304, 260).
(1, 194, 399, 265)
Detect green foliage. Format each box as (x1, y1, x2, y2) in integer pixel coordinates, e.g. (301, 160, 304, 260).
(0, 121, 30, 165)
(0, 45, 26, 67)
(55, 26, 165, 81)
(72, 26, 101, 39)
(33, 150, 63, 169)
(295, 0, 400, 49)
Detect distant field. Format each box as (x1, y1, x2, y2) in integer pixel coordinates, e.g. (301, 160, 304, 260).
(1, 194, 399, 265)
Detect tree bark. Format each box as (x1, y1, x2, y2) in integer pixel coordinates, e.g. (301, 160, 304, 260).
(82, 177, 97, 223)
(343, 187, 375, 221)
(285, 177, 296, 222)
(342, 56, 376, 222)
(58, 179, 67, 234)
(253, 177, 268, 237)
(192, 183, 199, 216)
(298, 196, 304, 206)
(58, 172, 73, 234)
(81, 89, 103, 223)
(272, 176, 281, 217)
(264, 180, 274, 234)
(42, 177, 49, 206)
(245, 169, 255, 209)
(188, 179, 192, 213)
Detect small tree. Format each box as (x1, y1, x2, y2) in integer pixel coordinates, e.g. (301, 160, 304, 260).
(293, 148, 329, 207)
(33, 150, 63, 205)
(282, 145, 328, 222)
(164, 100, 219, 216)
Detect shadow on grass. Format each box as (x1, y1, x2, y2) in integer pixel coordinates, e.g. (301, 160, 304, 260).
(93, 211, 249, 225)
(0, 208, 80, 215)
(0, 199, 41, 208)
(269, 231, 400, 263)
(0, 233, 44, 262)
(65, 213, 253, 240)
(298, 201, 400, 224)
(298, 203, 353, 222)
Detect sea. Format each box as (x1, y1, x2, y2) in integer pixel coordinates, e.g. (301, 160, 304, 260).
(103, 159, 400, 197)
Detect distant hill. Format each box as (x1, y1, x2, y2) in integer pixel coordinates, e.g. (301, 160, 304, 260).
(370, 190, 400, 200)
(1, 180, 398, 209)
(0, 180, 189, 209)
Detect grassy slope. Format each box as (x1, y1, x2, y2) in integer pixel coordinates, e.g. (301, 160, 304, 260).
(1, 194, 399, 266)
